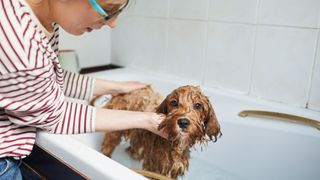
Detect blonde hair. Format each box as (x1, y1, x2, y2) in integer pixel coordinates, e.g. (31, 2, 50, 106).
(28, 0, 130, 7)
(98, 0, 130, 12)
(105, 0, 128, 4)
(99, 0, 129, 6)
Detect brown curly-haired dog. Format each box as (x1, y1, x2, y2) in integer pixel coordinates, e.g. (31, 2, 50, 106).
(100, 85, 221, 179)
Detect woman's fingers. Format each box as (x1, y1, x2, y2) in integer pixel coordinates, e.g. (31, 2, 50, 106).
(151, 113, 168, 139)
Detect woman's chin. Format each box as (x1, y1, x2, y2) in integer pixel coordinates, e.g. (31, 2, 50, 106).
(72, 30, 85, 36)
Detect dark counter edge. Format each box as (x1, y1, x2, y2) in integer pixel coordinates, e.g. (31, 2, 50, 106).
(79, 64, 123, 74)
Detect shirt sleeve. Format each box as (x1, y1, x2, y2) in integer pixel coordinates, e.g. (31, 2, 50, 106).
(62, 70, 95, 102)
(0, 70, 96, 134)
(0, 0, 96, 134)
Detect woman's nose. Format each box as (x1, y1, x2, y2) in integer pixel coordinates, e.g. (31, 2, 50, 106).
(105, 17, 118, 28)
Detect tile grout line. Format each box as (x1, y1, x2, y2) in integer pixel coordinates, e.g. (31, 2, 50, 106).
(305, 29, 320, 109)
(133, 15, 319, 30)
(248, 0, 261, 97)
(161, 0, 170, 74)
(200, 0, 211, 86)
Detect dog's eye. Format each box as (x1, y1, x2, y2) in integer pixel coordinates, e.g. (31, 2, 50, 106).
(194, 103, 202, 110)
(170, 99, 179, 107)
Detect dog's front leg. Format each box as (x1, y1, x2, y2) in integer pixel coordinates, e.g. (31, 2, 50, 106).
(167, 150, 190, 179)
(101, 131, 123, 157)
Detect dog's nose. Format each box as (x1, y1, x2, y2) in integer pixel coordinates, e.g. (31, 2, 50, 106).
(178, 118, 190, 129)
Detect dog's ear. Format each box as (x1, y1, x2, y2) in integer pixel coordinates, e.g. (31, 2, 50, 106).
(204, 101, 221, 142)
(156, 99, 167, 114)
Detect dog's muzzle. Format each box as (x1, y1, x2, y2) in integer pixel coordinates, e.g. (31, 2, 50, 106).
(177, 118, 190, 129)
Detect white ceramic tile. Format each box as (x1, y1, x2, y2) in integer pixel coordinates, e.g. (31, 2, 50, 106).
(209, 0, 258, 23)
(134, 0, 168, 18)
(111, 16, 137, 66)
(204, 22, 255, 93)
(60, 28, 111, 68)
(308, 33, 320, 111)
(165, 20, 207, 82)
(259, 0, 320, 28)
(251, 26, 318, 107)
(131, 18, 167, 71)
(169, 0, 208, 20)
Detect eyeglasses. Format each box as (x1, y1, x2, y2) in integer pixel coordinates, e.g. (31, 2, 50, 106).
(89, 0, 129, 21)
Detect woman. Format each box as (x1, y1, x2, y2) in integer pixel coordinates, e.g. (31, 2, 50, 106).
(0, 0, 166, 179)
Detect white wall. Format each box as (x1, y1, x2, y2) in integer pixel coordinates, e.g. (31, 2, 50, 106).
(59, 27, 111, 68)
(111, 0, 320, 111)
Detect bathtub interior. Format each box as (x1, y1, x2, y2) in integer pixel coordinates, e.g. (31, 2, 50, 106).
(70, 69, 320, 180)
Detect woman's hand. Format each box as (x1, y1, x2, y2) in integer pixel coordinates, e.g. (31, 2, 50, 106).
(93, 79, 148, 97)
(110, 81, 148, 96)
(145, 113, 168, 139)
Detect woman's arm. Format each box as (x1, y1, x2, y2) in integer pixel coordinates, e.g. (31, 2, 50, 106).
(93, 78, 147, 97)
(62, 70, 94, 101)
(62, 71, 146, 102)
(95, 108, 167, 138)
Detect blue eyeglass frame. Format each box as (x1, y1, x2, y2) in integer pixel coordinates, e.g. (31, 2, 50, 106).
(89, 0, 127, 21)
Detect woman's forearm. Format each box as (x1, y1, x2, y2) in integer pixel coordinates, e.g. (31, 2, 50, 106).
(95, 108, 164, 136)
(92, 78, 148, 98)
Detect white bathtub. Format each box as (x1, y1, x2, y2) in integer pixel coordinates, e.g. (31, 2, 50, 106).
(36, 68, 320, 180)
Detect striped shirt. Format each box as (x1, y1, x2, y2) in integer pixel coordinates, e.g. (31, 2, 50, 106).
(0, 0, 96, 159)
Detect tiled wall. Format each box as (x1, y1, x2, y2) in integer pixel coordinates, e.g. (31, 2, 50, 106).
(111, 0, 320, 111)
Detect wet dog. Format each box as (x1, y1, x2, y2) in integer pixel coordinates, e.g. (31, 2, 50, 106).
(101, 85, 221, 179)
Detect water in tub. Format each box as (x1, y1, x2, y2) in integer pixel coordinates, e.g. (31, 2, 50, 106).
(73, 132, 242, 180)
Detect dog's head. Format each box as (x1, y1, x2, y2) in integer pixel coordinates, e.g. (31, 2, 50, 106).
(156, 85, 221, 149)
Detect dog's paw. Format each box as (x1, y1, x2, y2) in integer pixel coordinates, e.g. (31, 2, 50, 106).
(101, 146, 114, 158)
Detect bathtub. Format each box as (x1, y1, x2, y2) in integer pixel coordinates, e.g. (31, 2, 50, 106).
(36, 68, 320, 180)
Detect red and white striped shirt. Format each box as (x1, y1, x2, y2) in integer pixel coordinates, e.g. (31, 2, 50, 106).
(0, 0, 96, 159)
